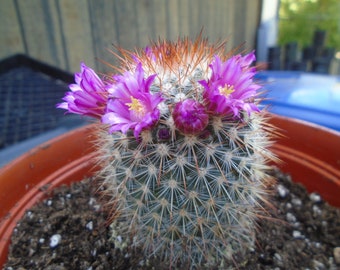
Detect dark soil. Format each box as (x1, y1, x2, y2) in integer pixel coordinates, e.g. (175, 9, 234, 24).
(3, 169, 340, 270)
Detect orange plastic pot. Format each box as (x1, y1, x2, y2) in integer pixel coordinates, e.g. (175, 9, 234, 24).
(0, 115, 339, 266)
(269, 115, 340, 207)
(0, 124, 98, 265)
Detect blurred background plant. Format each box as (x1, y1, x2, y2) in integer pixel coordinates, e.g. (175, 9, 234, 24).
(279, 0, 340, 51)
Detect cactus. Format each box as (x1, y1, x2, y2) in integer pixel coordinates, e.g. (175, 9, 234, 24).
(58, 36, 276, 268)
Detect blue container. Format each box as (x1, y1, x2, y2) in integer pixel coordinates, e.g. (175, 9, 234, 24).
(255, 71, 340, 131)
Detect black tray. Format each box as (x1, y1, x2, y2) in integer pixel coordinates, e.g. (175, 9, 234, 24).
(0, 54, 87, 150)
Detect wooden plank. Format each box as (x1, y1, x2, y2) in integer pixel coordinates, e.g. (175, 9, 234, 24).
(205, 0, 218, 42)
(150, 0, 167, 41)
(57, 0, 95, 72)
(136, 0, 154, 46)
(42, 0, 69, 69)
(233, 0, 247, 49)
(188, 0, 201, 39)
(215, 0, 227, 46)
(244, 0, 261, 51)
(165, 0, 180, 41)
(87, 0, 119, 72)
(0, 0, 261, 71)
(113, 0, 139, 50)
(177, 0, 190, 37)
(13, 0, 67, 68)
(225, 0, 236, 51)
(0, 0, 25, 59)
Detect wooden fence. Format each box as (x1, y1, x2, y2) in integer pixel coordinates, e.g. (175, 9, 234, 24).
(0, 0, 261, 73)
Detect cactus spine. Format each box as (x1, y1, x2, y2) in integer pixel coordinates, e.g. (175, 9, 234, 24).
(58, 36, 276, 268)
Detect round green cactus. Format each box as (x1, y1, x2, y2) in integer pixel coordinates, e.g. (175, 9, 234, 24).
(59, 36, 276, 268)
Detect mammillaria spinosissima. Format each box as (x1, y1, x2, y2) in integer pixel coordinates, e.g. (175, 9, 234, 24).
(58, 36, 276, 268)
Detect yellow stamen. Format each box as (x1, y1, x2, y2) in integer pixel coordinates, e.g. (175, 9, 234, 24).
(126, 97, 145, 114)
(219, 84, 235, 97)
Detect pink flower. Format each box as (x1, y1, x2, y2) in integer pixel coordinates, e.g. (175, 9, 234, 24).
(57, 63, 107, 118)
(102, 63, 163, 139)
(199, 52, 260, 118)
(172, 99, 209, 135)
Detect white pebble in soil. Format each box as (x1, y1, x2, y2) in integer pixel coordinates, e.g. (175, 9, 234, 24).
(313, 259, 326, 270)
(49, 234, 62, 248)
(26, 211, 33, 219)
(286, 202, 292, 210)
(46, 199, 53, 206)
(286, 212, 297, 223)
(277, 184, 289, 198)
(292, 230, 304, 239)
(309, 192, 322, 203)
(86, 221, 93, 231)
(88, 197, 101, 211)
(88, 197, 97, 206)
(291, 198, 302, 208)
(312, 205, 322, 216)
(313, 242, 321, 249)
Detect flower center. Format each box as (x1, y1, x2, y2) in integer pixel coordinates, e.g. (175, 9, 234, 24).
(218, 84, 235, 97)
(127, 97, 145, 116)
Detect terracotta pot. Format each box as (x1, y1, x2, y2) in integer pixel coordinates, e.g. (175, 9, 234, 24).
(0, 115, 339, 266)
(269, 115, 340, 207)
(0, 124, 98, 265)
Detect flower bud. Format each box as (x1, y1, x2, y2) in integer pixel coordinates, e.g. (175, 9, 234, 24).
(172, 99, 209, 135)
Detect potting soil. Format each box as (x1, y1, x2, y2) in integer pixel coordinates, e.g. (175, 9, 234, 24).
(3, 169, 340, 269)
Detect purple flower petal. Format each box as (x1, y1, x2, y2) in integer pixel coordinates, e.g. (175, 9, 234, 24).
(200, 52, 260, 118)
(57, 63, 108, 118)
(102, 63, 163, 139)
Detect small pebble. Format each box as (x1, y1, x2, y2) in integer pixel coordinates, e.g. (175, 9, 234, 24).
(49, 234, 62, 248)
(274, 253, 282, 261)
(92, 204, 101, 211)
(293, 230, 303, 239)
(277, 184, 289, 198)
(46, 199, 53, 206)
(39, 238, 45, 244)
(291, 198, 302, 207)
(286, 202, 292, 209)
(116, 235, 123, 243)
(286, 212, 297, 223)
(310, 192, 322, 203)
(86, 221, 93, 231)
(313, 259, 326, 269)
(314, 242, 322, 249)
(334, 247, 340, 264)
(293, 221, 301, 228)
(88, 197, 96, 206)
(312, 205, 322, 216)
